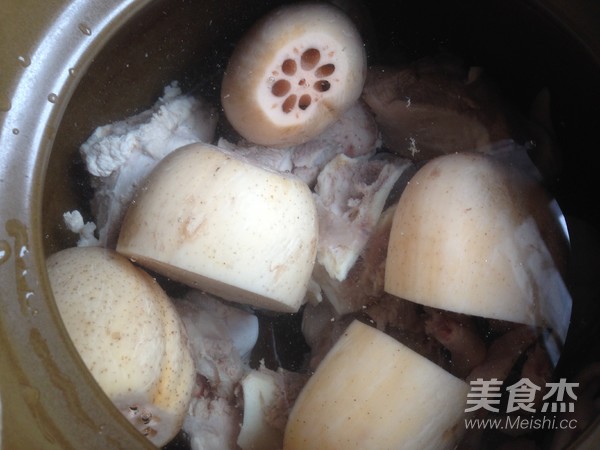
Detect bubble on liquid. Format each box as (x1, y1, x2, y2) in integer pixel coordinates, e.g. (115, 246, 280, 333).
(17, 55, 31, 67)
(12, 128, 19, 135)
(68, 67, 76, 77)
(0, 98, 11, 112)
(78, 23, 92, 36)
(47, 93, 58, 103)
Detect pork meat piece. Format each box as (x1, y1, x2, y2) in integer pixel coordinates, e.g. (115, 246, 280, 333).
(175, 291, 258, 399)
(80, 82, 218, 247)
(424, 309, 487, 378)
(175, 291, 258, 450)
(362, 55, 530, 161)
(313, 153, 411, 283)
(185, 395, 241, 450)
(291, 100, 381, 185)
(216, 137, 294, 173)
(219, 100, 381, 186)
(312, 204, 396, 315)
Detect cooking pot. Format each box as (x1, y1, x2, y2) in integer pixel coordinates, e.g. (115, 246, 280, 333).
(1, 0, 599, 448)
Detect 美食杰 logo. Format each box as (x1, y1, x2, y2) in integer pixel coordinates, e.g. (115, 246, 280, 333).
(464, 378, 579, 431)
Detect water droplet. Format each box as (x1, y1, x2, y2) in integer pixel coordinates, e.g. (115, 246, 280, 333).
(47, 93, 58, 103)
(21, 384, 40, 406)
(12, 128, 19, 135)
(0, 247, 8, 262)
(68, 67, 76, 77)
(17, 55, 31, 67)
(0, 98, 11, 112)
(78, 23, 92, 36)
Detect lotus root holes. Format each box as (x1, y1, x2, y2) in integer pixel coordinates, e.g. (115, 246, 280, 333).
(273, 48, 335, 114)
(143, 427, 157, 438)
(299, 94, 312, 110)
(272, 79, 291, 97)
(315, 63, 335, 78)
(314, 80, 331, 92)
(301, 48, 321, 70)
(282, 95, 297, 113)
(282, 59, 297, 75)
